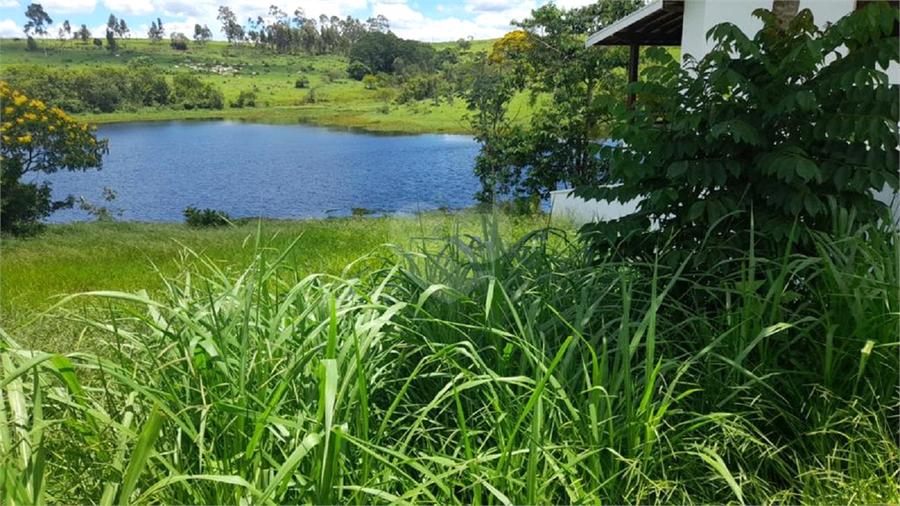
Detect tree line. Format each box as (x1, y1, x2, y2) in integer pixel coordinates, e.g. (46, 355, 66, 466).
(2, 63, 224, 113)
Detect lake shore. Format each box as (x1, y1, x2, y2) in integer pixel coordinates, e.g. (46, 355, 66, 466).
(0, 211, 553, 331)
(0, 38, 519, 136)
(72, 100, 478, 135)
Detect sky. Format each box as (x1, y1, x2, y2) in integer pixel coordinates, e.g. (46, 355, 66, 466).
(0, 0, 602, 43)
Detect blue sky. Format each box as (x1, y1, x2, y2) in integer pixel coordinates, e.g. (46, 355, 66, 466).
(0, 0, 599, 42)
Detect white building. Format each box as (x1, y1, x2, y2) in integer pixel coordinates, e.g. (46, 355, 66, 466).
(551, 0, 899, 226)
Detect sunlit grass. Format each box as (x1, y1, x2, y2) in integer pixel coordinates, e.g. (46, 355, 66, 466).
(2, 212, 896, 505)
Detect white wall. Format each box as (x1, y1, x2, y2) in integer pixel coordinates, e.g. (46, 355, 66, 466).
(680, 0, 899, 222)
(681, 0, 899, 85)
(549, 189, 642, 226)
(681, 0, 771, 62)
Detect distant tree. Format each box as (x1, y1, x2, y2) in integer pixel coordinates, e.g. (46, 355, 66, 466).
(105, 27, 116, 51)
(107, 14, 118, 36)
(118, 19, 129, 39)
(193, 24, 212, 44)
(57, 19, 71, 44)
(148, 21, 160, 42)
(366, 14, 389, 33)
(157, 18, 164, 38)
(170, 32, 189, 50)
(217, 6, 244, 43)
(456, 37, 472, 51)
(0, 82, 109, 235)
(77, 24, 90, 42)
(23, 3, 52, 51)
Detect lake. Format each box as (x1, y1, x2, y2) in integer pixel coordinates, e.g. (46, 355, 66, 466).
(45, 121, 482, 223)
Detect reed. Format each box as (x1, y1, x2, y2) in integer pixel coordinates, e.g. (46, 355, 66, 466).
(2, 215, 896, 504)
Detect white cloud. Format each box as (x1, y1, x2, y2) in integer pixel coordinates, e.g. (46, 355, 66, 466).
(367, 0, 532, 41)
(547, 0, 603, 9)
(156, 0, 216, 19)
(0, 0, 19, 9)
(102, 0, 155, 16)
(33, 0, 97, 15)
(465, 0, 515, 14)
(0, 18, 21, 37)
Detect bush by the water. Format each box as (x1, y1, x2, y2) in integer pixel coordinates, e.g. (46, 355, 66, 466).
(1, 65, 225, 113)
(183, 205, 231, 227)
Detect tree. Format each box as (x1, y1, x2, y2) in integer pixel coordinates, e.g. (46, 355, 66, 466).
(217, 6, 244, 43)
(457, 51, 527, 202)
(577, 3, 899, 268)
(118, 19, 129, 39)
(77, 23, 90, 42)
(57, 19, 70, 44)
(366, 14, 389, 33)
(148, 21, 160, 42)
(462, 2, 642, 201)
(23, 3, 52, 50)
(106, 14, 118, 51)
(0, 82, 108, 235)
(107, 14, 118, 35)
(149, 17, 165, 42)
(193, 23, 212, 44)
(105, 27, 117, 51)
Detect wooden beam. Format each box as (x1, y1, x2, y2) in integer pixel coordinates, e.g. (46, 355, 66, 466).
(627, 43, 639, 108)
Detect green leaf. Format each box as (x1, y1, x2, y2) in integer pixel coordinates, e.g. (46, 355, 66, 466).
(117, 405, 165, 506)
(795, 90, 816, 111)
(667, 161, 688, 178)
(687, 201, 705, 221)
(794, 157, 819, 182)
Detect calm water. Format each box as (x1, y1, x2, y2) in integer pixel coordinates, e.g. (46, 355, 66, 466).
(44, 121, 481, 223)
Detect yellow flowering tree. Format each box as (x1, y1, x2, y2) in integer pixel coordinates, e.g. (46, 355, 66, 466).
(1, 81, 108, 234)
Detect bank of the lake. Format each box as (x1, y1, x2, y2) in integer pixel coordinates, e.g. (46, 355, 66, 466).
(0, 38, 537, 135)
(0, 212, 554, 336)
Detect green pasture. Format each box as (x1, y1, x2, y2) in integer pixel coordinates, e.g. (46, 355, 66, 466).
(0, 38, 520, 134)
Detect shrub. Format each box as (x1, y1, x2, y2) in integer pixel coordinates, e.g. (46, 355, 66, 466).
(170, 73, 224, 110)
(183, 205, 231, 227)
(170, 32, 189, 51)
(0, 83, 108, 235)
(578, 3, 899, 269)
(294, 76, 309, 88)
(347, 61, 369, 81)
(229, 86, 257, 108)
(25, 36, 38, 51)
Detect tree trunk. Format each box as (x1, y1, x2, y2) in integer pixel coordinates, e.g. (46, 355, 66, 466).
(772, 0, 800, 28)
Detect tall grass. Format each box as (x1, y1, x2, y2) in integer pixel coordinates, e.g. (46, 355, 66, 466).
(1, 215, 897, 504)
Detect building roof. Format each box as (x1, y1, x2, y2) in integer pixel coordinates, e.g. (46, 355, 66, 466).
(586, 0, 685, 47)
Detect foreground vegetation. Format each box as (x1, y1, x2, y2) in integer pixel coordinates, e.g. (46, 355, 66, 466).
(2, 211, 897, 505)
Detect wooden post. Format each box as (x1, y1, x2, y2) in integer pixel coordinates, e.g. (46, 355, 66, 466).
(627, 43, 639, 108)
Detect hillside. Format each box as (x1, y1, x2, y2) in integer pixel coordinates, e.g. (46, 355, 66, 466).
(0, 37, 539, 134)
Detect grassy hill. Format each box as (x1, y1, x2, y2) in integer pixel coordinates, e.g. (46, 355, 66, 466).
(0, 37, 536, 134)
